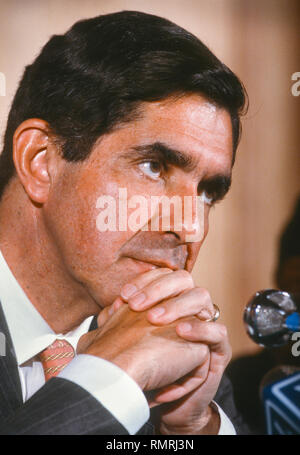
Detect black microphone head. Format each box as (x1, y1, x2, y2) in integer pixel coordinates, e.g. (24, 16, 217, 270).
(244, 289, 298, 348)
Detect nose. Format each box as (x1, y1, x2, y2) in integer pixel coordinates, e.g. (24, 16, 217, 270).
(148, 182, 206, 244)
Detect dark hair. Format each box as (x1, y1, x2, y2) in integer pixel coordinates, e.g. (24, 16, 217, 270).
(0, 10, 247, 198)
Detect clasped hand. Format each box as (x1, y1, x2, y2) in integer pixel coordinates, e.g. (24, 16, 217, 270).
(77, 268, 232, 434)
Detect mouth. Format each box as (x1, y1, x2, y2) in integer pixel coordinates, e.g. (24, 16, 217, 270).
(127, 257, 178, 271)
(119, 232, 189, 271)
(123, 249, 188, 272)
(122, 257, 158, 273)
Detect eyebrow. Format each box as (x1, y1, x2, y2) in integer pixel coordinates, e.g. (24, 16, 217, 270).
(130, 142, 197, 172)
(128, 141, 232, 203)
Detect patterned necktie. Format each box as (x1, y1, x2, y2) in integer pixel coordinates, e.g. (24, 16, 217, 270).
(39, 339, 75, 381)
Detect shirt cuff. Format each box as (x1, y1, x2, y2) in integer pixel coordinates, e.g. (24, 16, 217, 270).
(58, 354, 150, 435)
(211, 401, 237, 435)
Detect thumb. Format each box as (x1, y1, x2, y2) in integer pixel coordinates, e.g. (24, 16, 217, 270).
(76, 297, 125, 354)
(77, 298, 126, 354)
(97, 297, 125, 328)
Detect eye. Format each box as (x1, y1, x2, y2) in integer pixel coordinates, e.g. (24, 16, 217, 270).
(138, 161, 163, 180)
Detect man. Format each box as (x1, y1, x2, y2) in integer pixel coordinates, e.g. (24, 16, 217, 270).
(0, 11, 249, 435)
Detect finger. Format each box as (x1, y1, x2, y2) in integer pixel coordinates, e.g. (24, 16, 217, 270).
(77, 330, 98, 354)
(96, 297, 125, 328)
(176, 320, 231, 365)
(120, 267, 173, 300)
(176, 321, 232, 399)
(126, 269, 194, 311)
(156, 323, 232, 424)
(152, 352, 210, 404)
(146, 287, 214, 325)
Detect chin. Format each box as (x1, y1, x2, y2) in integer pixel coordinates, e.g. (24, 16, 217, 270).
(83, 256, 158, 308)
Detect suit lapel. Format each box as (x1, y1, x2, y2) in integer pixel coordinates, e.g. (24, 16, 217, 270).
(0, 308, 154, 432)
(0, 311, 98, 416)
(0, 302, 23, 419)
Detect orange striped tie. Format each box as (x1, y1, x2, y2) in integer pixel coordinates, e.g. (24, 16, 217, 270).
(39, 339, 75, 381)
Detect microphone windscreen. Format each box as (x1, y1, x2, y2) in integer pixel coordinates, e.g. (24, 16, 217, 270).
(244, 289, 298, 347)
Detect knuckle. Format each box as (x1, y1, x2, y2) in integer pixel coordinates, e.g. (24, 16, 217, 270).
(194, 287, 211, 302)
(159, 267, 173, 274)
(198, 287, 211, 302)
(193, 287, 204, 297)
(194, 288, 214, 316)
(176, 269, 194, 286)
(218, 324, 228, 339)
(189, 340, 208, 363)
(199, 343, 210, 359)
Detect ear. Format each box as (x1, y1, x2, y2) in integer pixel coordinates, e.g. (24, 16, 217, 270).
(13, 119, 54, 204)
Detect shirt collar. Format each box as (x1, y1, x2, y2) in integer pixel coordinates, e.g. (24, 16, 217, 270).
(0, 250, 94, 366)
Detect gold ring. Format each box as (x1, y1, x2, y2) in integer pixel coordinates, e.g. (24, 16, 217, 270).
(206, 304, 220, 322)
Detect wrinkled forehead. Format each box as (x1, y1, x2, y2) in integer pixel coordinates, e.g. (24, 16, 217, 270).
(123, 94, 234, 172)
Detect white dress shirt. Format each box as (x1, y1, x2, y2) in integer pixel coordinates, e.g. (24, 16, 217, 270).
(0, 250, 235, 435)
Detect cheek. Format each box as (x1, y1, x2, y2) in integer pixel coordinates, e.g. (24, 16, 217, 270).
(47, 166, 139, 279)
(185, 207, 210, 272)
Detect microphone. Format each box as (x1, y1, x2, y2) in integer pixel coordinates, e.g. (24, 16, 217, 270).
(243, 289, 300, 348)
(243, 289, 300, 434)
(260, 365, 300, 434)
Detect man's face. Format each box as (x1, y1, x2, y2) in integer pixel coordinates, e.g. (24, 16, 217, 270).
(45, 95, 233, 309)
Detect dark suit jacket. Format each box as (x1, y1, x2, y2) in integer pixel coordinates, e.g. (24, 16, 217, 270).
(0, 302, 253, 435)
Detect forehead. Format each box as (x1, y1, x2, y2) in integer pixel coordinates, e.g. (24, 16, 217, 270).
(88, 94, 233, 179)
(140, 95, 231, 138)
(120, 94, 233, 171)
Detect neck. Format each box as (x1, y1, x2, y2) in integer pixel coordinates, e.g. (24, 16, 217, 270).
(0, 181, 99, 333)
